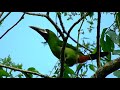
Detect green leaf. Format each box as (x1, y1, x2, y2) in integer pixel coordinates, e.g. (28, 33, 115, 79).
(88, 12, 94, 18)
(118, 32, 120, 46)
(63, 12, 67, 16)
(82, 70, 87, 76)
(63, 71, 70, 78)
(27, 67, 38, 73)
(87, 21, 93, 25)
(89, 64, 96, 72)
(113, 70, 120, 78)
(17, 73, 24, 78)
(63, 64, 75, 78)
(76, 64, 83, 71)
(57, 12, 61, 16)
(54, 68, 59, 74)
(22, 72, 33, 78)
(106, 30, 118, 44)
(115, 12, 120, 31)
(100, 28, 108, 51)
(113, 50, 120, 55)
(28, 67, 35, 71)
(0, 69, 9, 77)
(64, 65, 75, 75)
(106, 35, 114, 52)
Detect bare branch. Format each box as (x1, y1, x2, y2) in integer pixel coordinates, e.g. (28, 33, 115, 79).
(26, 12, 46, 17)
(76, 19, 85, 77)
(96, 12, 101, 68)
(0, 12, 11, 24)
(57, 13, 66, 33)
(66, 32, 92, 53)
(0, 13, 25, 39)
(68, 12, 89, 36)
(46, 12, 49, 16)
(59, 37, 67, 78)
(91, 57, 120, 78)
(0, 63, 50, 78)
(0, 12, 4, 18)
(26, 12, 92, 52)
(25, 12, 64, 39)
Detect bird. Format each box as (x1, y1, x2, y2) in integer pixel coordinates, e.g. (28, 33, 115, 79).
(29, 26, 109, 67)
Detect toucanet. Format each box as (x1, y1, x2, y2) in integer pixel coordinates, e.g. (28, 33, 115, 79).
(30, 26, 109, 67)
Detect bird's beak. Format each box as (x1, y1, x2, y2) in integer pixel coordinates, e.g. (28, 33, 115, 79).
(29, 26, 48, 41)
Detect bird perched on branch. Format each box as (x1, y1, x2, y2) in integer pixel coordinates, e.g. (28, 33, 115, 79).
(29, 26, 109, 67)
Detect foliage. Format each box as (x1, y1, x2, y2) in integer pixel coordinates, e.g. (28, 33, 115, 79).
(0, 12, 120, 78)
(0, 56, 40, 78)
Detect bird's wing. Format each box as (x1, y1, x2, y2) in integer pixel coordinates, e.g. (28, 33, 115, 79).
(58, 40, 84, 55)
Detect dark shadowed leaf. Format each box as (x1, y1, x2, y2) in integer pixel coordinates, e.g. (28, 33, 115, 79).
(100, 28, 107, 51)
(88, 12, 94, 18)
(76, 64, 83, 71)
(106, 35, 114, 52)
(115, 12, 120, 31)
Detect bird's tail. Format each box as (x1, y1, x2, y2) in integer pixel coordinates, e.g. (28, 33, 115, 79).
(78, 52, 109, 63)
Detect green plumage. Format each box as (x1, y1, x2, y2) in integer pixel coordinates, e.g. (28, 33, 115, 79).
(29, 26, 109, 67)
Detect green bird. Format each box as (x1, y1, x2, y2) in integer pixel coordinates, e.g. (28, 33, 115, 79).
(29, 26, 109, 67)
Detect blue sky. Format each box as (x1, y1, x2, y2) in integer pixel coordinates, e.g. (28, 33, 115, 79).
(0, 12, 117, 78)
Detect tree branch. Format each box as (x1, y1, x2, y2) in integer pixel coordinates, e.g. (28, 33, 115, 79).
(57, 13, 66, 33)
(0, 12, 11, 24)
(68, 12, 89, 35)
(59, 37, 67, 78)
(25, 12, 64, 39)
(96, 12, 101, 68)
(0, 12, 25, 39)
(91, 57, 120, 78)
(0, 63, 50, 78)
(26, 12, 92, 52)
(0, 12, 4, 18)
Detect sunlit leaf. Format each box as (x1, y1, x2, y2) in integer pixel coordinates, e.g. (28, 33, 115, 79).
(113, 50, 120, 55)
(89, 64, 96, 72)
(113, 70, 120, 78)
(64, 65, 75, 75)
(0, 69, 9, 77)
(28, 67, 39, 73)
(106, 30, 118, 44)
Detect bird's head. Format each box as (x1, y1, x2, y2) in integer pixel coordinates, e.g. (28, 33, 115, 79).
(29, 26, 52, 42)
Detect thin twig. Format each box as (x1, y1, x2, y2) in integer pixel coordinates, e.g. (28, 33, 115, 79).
(25, 12, 64, 39)
(0, 64, 50, 78)
(0, 12, 4, 18)
(0, 13, 25, 39)
(68, 12, 89, 37)
(59, 37, 66, 78)
(69, 34, 92, 52)
(96, 12, 101, 68)
(91, 57, 120, 78)
(76, 19, 85, 77)
(0, 12, 11, 24)
(26, 12, 92, 52)
(57, 13, 66, 33)
(46, 12, 49, 16)
(60, 13, 88, 77)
